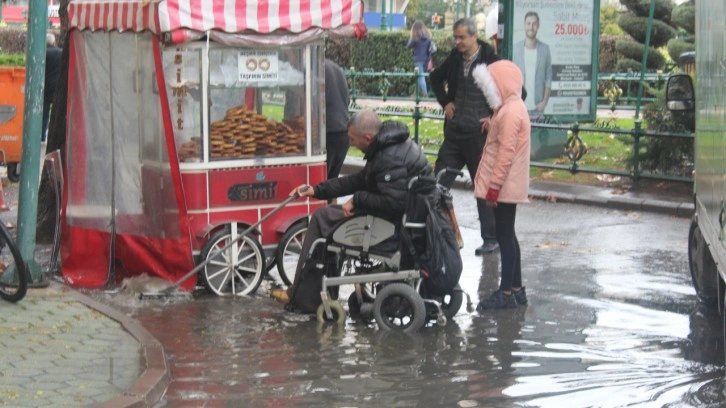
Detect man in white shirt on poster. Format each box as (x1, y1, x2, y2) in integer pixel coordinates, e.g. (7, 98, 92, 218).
(512, 11, 552, 120)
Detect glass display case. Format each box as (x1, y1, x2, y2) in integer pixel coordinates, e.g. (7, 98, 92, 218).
(162, 42, 325, 166)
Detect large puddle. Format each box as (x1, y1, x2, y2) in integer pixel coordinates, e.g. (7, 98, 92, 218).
(94, 199, 726, 407)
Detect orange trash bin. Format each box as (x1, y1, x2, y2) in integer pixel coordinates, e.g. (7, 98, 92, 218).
(0, 66, 26, 183)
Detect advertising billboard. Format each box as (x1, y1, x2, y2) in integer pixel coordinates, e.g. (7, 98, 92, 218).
(505, 0, 600, 122)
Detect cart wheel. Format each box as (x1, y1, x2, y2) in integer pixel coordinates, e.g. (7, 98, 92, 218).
(276, 223, 307, 286)
(373, 283, 426, 333)
(6, 163, 19, 183)
(317, 300, 346, 324)
(199, 228, 265, 296)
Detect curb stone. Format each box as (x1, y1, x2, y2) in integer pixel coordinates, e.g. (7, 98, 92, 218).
(70, 290, 170, 408)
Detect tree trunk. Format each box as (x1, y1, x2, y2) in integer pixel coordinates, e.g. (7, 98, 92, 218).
(36, 0, 69, 244)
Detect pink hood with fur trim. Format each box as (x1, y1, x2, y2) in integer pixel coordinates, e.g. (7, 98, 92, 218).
(472, 60, 531, 203)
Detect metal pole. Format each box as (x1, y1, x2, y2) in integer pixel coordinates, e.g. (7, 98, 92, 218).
(16, 0, 48, 284)
(380, 0, 387, 30)
(389, 0, 394, 30)
(634, 0, 656, 120)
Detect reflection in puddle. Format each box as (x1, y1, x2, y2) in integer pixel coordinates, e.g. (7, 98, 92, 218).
(85, 204, 726, 407)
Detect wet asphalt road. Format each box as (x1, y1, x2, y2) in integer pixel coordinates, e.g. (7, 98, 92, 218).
(101, 190, 725, 407)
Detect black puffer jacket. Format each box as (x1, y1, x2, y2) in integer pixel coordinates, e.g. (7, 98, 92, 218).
(314, 121, 432, 218)
(430, 39, 500, 110)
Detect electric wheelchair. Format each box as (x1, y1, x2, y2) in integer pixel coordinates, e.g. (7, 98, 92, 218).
(309, 170, 472, 333)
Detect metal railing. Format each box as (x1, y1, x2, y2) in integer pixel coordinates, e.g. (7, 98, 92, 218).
(344, 69, 694, 184)
(530, 120, 693, 184)
(345, 69, 669, 114)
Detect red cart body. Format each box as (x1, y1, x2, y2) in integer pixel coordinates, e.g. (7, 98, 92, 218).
(61, 0, 364, 292)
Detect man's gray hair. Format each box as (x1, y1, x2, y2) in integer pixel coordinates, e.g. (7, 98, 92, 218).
(348, 110, 382, 136)
(46, 33, 56, 46)
(453, 18, 477, 36)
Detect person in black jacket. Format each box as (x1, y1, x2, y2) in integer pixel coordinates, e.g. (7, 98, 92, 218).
(324, 59, 351, 180)
(429, 17, 500, 256)
(43, 33, 62, 143)
(271, 110, 433, 308)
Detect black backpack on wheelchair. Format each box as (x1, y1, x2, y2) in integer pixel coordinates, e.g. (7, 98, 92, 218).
(400, 176, 463, 297)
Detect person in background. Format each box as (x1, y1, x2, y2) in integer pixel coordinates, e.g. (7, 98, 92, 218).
(429, 17, 499, 256)
(324, 59, 350, 180)
(512, 11, 552, 120)
(43, 32, 62, 143)
(407, 20, 434, 97)
(472, 60, 531, 309)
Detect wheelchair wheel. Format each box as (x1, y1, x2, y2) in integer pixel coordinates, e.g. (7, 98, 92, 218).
(317, 300, 346, 324)
(348, 291, 375, 321)
(373, 283, 426, 333)
(423, 284, 464, 321)
(276, 223, 307, 286)
(200, 228, 265, 296)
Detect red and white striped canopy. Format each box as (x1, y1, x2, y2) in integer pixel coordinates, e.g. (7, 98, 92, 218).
(68, 0, 364, 34)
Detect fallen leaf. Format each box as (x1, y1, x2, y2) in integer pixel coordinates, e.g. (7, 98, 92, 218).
(535, 240, 570, 248)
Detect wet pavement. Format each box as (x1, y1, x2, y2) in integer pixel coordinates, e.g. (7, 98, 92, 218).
(90, 187, 724, 407)
(0, 283, 143, 406)
(1, 169, 721, 407)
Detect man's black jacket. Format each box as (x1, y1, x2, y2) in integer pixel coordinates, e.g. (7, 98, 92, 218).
(429, 39, 501, 109)
(314, 121, 432, 218)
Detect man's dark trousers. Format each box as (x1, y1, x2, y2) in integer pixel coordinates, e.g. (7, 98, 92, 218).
(434, 135, 496, 244)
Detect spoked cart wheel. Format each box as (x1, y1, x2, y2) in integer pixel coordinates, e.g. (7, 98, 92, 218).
(199, 228, 265, 296)
(276, 223, 307, 286)
(0, 222, 28, 302)
(373, 283, 427, 333)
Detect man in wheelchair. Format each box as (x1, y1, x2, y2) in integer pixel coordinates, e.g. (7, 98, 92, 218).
(271, 110, 433, 312)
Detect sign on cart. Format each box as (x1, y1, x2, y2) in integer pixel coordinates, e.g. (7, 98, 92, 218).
(239, 51, 279, 82)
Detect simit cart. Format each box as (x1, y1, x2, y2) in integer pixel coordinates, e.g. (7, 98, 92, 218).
(61, 0, 365, 294)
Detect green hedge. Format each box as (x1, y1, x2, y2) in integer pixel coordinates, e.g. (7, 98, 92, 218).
(671, 2, 695, 33)
(618, 12, 676, 48)
(667, 38, 695, 63)
(619, 0, 674, 24)
(615, 58, 644, 74)
(348, 30, 454, 97)
(0, 53, 25, 66)
(615, 40, 665, 70)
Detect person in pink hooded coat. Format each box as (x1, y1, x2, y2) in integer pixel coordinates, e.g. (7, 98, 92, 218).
(472, 60, 531, 309)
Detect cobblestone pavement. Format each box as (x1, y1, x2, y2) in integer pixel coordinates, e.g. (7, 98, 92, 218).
(0, 283, 142, 407)
(0, 175, 153, 408)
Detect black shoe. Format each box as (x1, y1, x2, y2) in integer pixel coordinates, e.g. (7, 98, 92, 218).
(476, 290, 517, 311)
(474, 241, 499, 256)
(512, 287, 528, 305)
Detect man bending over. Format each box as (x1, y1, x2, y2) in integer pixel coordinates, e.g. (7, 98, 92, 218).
(271, 110, 433, 312)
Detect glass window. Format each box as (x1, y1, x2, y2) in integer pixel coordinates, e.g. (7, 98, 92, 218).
(207, 46, 308, 161)
(162, 48, 203, 163)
